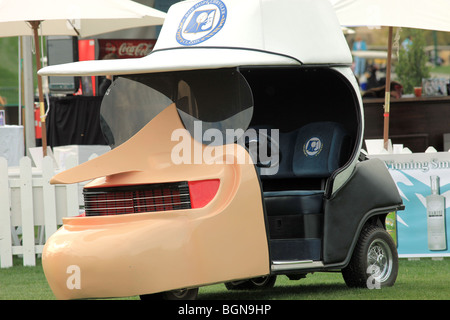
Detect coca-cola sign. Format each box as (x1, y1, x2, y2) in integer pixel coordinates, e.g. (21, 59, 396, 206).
(98, 39, 156, 59)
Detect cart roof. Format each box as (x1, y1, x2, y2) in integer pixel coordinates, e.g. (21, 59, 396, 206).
(39, 0, 352, 77)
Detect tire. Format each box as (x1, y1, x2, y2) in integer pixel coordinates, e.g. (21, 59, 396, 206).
(342, 225, 398, 288)
(225, 275, 277, 290)
(140, 288, 199, 300)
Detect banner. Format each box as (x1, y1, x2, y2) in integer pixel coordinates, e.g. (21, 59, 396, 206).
(98, 39, 156, 59)
(373, 152, 450, 257)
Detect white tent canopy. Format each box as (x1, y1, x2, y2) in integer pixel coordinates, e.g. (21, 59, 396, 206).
(0, 0, 166, 38)
(330, 0, 450, 32)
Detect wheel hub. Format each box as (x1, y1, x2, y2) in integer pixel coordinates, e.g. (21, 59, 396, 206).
(367, 239, 393, 283)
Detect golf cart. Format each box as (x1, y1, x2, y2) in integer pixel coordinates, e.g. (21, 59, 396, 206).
(39, 0, 404, 300)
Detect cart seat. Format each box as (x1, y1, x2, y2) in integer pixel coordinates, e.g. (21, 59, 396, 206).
(291, 121, 351, 178)
(263, 121, 351, 217)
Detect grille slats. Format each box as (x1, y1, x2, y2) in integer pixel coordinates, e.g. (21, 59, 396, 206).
(83, 182, 191, 216)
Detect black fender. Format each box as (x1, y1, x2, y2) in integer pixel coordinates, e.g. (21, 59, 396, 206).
(323, 158, 403, 265)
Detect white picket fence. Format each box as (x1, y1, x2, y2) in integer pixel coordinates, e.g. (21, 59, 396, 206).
(0, 156, 79, 268)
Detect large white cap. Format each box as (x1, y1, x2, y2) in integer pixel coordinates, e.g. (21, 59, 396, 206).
(39, 0, 351, 77)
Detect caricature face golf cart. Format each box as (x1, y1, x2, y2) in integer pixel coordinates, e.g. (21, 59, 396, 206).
(40, 0, 404, 300)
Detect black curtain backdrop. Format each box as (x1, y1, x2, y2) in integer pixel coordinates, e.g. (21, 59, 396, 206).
(46, 96, 107, 147)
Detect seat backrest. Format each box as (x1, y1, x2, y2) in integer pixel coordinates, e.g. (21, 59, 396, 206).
(291, 121, 351, 178)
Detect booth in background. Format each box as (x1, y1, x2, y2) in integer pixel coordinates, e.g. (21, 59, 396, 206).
(0, 125, 24, 166)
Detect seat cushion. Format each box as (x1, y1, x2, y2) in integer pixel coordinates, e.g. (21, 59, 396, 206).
(292, 122, 351, 178)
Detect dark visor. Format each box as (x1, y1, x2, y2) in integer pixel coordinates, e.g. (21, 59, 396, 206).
(100, 68, 253, 149)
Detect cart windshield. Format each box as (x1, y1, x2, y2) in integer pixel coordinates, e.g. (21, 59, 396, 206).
(100, 68, 254, 149)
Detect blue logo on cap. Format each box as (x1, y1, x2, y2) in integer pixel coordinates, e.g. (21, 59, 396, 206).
(176, 0, 227, 46)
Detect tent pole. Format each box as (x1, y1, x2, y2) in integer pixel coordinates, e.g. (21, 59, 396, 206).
(383, 26, 393, 151)
(22, 36, 36, 157)
(30, 21, 47, 157)
(18, 37, 22, 126)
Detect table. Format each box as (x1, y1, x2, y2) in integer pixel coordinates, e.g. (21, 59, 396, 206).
(0, 125, 24, 166)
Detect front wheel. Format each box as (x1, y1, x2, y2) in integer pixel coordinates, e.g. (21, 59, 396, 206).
(342, 225, 398, 288)
(140, 288, 199, 300)
(225, 275, 277, 290)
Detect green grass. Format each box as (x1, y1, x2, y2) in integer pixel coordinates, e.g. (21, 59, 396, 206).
(0, 258, 449, 300)
(0, 259, 54, 300)
(201, 258, 450, 300)
(430, 64, 450, 75)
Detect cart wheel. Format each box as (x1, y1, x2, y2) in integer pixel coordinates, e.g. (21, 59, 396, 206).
(342, 225, 398, 288)
(140, 287, 198, 300)
(225, 275, 277, 290)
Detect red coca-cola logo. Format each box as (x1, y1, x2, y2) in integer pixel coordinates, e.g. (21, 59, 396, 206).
(99, 39, 157, 59)
(118, 43, 154, 57)
(104, 42, 117, 54)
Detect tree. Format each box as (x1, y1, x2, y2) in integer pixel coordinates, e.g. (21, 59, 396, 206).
(395, 29, 430, 94)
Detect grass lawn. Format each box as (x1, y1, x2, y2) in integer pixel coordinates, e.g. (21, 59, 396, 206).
(430, 65, 450, 75)
(0, 258, 449, 300)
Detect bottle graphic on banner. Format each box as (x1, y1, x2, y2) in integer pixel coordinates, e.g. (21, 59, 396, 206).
(426, 175, 447, 250)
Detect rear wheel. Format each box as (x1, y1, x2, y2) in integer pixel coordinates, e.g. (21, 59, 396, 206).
(140, 288, 199, 300)
(342, 225, 398, 288)
(225, 275, 277, 290)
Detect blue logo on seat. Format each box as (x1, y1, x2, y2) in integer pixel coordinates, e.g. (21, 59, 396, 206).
(176, 0, 227, 46)
(304, 137, 323, 156)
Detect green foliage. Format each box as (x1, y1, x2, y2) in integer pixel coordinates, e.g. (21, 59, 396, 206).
(395, 29, 430, 94)
(0, 37, 19, 87)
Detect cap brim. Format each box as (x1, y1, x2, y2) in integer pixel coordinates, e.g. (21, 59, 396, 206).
(38, 47, 300, 77)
